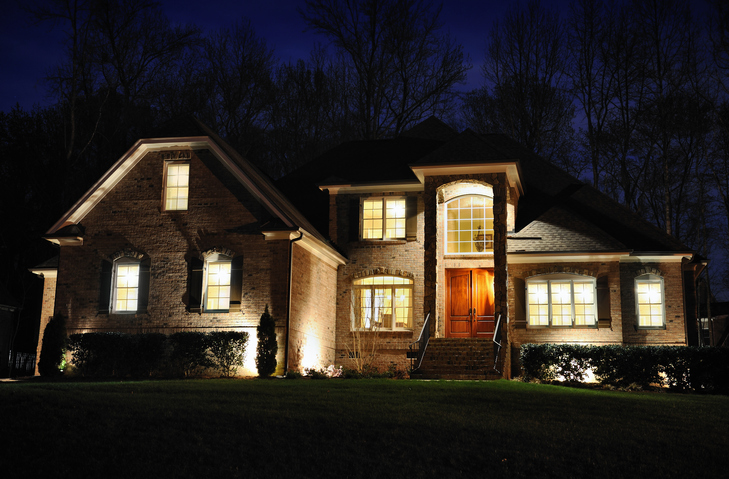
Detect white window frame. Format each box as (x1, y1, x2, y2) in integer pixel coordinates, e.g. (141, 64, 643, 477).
(635, 274, 666, 329)
(526, 274, 597, 327)
(352, 275, 413, 331)
(111, 257, 141, 314)
(163, 161, 190, 211)
(203, 253, 232, 312)
(444, 194, 494, 255)
(361, 197, 407, 240)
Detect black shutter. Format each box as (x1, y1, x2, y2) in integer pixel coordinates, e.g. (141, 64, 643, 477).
(229, 256, 243, 312)
(98, 260, 112, 313)
(405, 195, 417, 241)
(513, 277, 526, 328)
(137, 258, 151, 313)
(349, 197, 361, 242)
(188, 256, 203, 313)
(597, 275, 611, 327)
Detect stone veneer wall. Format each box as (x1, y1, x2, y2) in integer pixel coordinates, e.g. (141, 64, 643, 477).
(423, 174, 508, 343)
(53, 148, 296, 375)
(333, 191, 425, 372)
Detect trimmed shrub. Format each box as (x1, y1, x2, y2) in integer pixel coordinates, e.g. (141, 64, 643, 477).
(169, 332, 213, 377)
(256, 305, 278, 377)
(38, 312, 67, 377)
(207, 331, 249, 377)
(520, 343, 729, 393)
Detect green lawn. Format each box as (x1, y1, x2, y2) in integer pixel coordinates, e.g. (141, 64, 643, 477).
(2, 378, 727, 478)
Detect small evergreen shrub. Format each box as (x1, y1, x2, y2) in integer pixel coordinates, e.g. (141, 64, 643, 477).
(38, 312, 67, 377)
(207, 331, 249, 377)
(255, 305, 277, 377)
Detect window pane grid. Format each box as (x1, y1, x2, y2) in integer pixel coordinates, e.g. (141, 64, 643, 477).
(445, 195, 494, 254)
(353, 276, 413, 330)
(363, 198, 406, 240)
(165, 163, 189, 211)
(637, 281, 663, 327)
(527, 278, 596, 327)
(115, 264, 139, 312)
(206, 262, 231, 311)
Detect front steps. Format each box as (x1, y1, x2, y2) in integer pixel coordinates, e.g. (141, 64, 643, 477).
(410, 338, 503, 380)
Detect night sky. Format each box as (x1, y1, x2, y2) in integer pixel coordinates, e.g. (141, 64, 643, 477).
(0, 0, 571, 113)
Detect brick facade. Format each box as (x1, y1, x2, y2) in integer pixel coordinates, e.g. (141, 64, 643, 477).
(332, 191, 425, 371)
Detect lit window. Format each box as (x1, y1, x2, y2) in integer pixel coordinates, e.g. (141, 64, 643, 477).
(353, 276, 413, 330)
(362, 198, 406, 239)
(205, 258, 231, 311)
(164, 162, 189, 211)
(112, 260, 139, 313)
(636, 275, 664, 328)
(445, 195, 493, 254)
(527, 275, 596, 327)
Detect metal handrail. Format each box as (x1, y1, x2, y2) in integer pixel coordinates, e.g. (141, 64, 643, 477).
(492, 314, 503, 373)
(408, 313, 431, 372)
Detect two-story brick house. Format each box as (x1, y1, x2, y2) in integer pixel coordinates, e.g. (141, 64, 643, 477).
(34, 117, 705, 377)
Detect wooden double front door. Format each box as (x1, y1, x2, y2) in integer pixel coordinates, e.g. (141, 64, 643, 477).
(445, 269, 495, 338)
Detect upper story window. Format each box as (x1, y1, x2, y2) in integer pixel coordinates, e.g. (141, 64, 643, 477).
(204, 254, 232, 312)
(164, 162, 190, 211)
(352, 275, 413, 330)
(445, 195, 493, 254)
(635, 274, 665, 328)
(362, 198, 406, 239)
(527, 274, 596, 327)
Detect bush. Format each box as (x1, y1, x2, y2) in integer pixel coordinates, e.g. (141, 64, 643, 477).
(207, 331, 249, 377)
(255, 305, 277, 377)
(519, 343, 729, 393)
(38, 313, 67, 377)
(168, 332, 213, 377)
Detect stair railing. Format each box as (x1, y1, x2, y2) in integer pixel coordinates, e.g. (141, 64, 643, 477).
(408, 313, 431, 372)
(492, 314, 503, 373)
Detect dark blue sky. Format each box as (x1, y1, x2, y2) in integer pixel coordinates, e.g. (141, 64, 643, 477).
(1, 0, 568, 113)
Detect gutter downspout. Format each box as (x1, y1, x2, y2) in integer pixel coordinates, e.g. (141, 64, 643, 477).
(284, 230, 304, 375)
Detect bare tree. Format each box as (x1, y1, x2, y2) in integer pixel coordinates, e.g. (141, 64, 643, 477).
(201, 18, 276, 157)
(299, 0, 469, 139)
(468, 0, 576, 166)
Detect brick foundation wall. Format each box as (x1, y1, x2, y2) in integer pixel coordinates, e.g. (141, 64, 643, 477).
(288, 242, 338, 373)
(34, 276, 57, 375)
(620, 261, 687, 345)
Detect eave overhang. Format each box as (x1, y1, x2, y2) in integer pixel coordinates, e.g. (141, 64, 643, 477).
(260, 228, 347, 268)
(319, 180, 423, 195)
(409, 162, 524, 195)
(29, 267, 58, 278)
(507, 250, 694, 264)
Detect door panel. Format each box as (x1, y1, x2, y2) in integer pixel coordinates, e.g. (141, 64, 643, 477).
(446, 269, 495, 338)
(473, 269, 495, 338)
(447, 271, 472, 337)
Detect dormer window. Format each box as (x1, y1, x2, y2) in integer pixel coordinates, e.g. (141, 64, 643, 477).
(164, 162, 190, 211)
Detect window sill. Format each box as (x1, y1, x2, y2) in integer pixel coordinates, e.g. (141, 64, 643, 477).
(636, 326, 666, 330)
(356, 239, 407, 245)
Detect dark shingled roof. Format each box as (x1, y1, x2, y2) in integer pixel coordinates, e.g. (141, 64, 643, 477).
(277, 120, 693, 255)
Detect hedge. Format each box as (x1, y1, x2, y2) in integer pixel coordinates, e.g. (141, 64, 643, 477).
(67, 331, 248, 378)
(520, 344, 729, 393)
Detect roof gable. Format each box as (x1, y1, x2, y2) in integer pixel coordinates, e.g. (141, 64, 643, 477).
(46, 118, 336, 253)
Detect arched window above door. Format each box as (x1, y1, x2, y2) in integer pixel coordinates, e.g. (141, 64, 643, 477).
(445, 195, 494, 254)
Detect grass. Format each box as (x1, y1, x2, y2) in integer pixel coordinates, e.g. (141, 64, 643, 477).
(2, 378, 727, 478)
